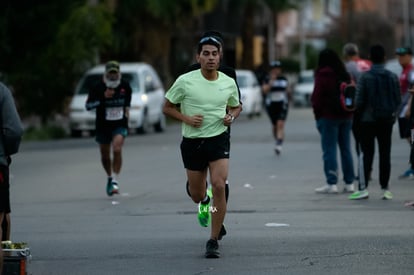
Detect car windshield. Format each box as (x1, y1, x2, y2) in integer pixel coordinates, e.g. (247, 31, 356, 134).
(236, 75, 248, 88)
(299, 74, 313, 83)
(76, 73, 140, 94)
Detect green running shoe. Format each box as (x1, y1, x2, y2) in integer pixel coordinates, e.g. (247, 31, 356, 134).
(207, 185, 213, 199)
(198, 203, 211, 227)
(382, 190, 393, 200)
(348, 190, 369, 200)
(198, 187, 212, 227)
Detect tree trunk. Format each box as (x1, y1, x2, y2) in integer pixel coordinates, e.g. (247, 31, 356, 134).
(240, 1, 255, 69)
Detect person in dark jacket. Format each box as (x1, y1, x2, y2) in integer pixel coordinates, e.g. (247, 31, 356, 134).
(311, 48, 355, 194)
(0, 82, 23, 272)
(348, 44, 401, 200)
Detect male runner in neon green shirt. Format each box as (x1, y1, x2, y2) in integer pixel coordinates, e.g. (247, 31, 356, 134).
(163, 36, 241, 258)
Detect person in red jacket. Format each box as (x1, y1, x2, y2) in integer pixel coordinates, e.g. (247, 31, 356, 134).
(395, 47, 414, 179)
(311, 49, 355, 194)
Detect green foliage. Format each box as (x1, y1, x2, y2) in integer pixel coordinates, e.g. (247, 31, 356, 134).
(279, 58, 300, 73)
(53, 4, 114, 71)
(0, 2, 114, 124)
(263, 0, 297, 11)
(23, 125, 67, 141)
(326, 11, 395, 59)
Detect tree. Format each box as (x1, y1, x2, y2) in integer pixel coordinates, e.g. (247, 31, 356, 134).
(327, 11, 395, 59)
(231, 0, 297, 70)
(110, 0, 218, 86)
(262, 0, 297, 64)
(0, 0, 217, 124)
(0, 1, 110, 124)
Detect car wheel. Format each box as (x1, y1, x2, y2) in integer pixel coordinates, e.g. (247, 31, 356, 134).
(137, 112, 151, 134)
(154, 113, 166, 133)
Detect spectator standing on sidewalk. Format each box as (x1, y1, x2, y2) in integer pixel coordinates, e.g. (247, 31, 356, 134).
(348, 44, 401, 200)
(343, 43, 372, 180)
(395, 47, 414, 179)
(311, 48, 355, 194)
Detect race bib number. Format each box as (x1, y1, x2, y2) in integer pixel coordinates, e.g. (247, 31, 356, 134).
(106, 107, 124, 120)
(269, 92, 285, 102)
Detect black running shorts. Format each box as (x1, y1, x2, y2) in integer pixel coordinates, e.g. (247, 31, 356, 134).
(0, 165, 10, 214)
(266, 101, 288, 124)
(95, 127, 128, 144)
(180, 131, 230, 171)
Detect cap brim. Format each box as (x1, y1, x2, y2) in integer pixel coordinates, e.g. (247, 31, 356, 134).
(106, 69, 119, 73)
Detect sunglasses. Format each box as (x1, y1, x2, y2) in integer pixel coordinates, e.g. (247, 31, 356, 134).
(199, 36, 221, 47)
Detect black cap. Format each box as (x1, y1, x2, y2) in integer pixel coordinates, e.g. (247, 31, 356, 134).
(396, 47, 413, 55)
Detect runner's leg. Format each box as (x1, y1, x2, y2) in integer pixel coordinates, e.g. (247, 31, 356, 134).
(208, 158, 228, 240)
(99, 144, 112, 177)
(112, 134, 125, 175)
(186, 169, 208, 203)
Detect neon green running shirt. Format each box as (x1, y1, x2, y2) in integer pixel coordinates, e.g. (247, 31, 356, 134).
(165, 69, 239, 138)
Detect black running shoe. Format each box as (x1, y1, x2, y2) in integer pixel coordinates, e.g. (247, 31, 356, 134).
(218, 224, 227, 240)
(205, 239, 220, 258)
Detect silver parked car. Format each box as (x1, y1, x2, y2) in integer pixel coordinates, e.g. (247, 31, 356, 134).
(293, 70, 314, 107)
(236, 69, 262, 118)
(69, 62, 166, 137)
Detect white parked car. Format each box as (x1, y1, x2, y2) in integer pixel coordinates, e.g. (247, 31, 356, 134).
(236, 69, 262, 118)
(293, 70, 314, 107)
(69, 62, 166, 137)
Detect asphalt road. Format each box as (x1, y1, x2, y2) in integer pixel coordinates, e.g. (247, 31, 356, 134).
(8, 107, 414, 275)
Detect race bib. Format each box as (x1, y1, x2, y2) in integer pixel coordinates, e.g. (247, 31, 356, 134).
(106, 107, 124, 120)
(269, 92, 285, 102)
